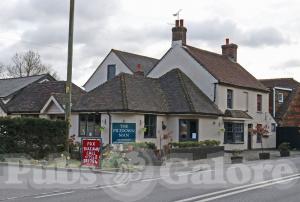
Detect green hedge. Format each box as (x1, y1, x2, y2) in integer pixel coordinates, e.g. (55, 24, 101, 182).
(170, 140, 221, 148)
(126, 142, 157, 150)
(0, 117, 67, 159)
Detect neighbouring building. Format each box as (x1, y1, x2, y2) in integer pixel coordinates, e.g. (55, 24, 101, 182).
(260, 78, 300, 127)
(84, 49, 159, 91)
(4, 81, 85, 136)
(260, 78, 300, 149)
(0, 74, 55, 117)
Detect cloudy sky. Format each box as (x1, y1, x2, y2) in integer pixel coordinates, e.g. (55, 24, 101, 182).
(0, 0, 300, 86)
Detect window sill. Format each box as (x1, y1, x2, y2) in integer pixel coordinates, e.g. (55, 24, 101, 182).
(224, 142, 245, 145)
(144, 137, 157, 139)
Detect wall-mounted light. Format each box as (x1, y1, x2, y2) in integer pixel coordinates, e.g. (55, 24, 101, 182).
(162, 121, 167, 130)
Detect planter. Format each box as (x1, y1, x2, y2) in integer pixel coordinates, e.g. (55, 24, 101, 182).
(259, 152, 270, 160)
(280, 150, 290, 157)
(169, 146, 224, 160)
(231, 156, 243, 164)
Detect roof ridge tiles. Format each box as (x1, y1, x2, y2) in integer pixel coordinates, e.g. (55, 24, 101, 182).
(0, 74, 48, 81)
(112, 49, 158, 60)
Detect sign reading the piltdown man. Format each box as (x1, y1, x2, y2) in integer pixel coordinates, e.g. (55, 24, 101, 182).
(112, 123, 136, 143)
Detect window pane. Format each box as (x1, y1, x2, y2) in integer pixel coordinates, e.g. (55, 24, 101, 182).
(144, 115, 157, 138)
(257, 94, 262, 111)
(94, 114, 101, 136)
(179, 119, 198, 141)
(224, 122, 244, 143)
(227, 90, 233, 109)
(87, 115, 94, 137)
(107, 64, 116, 80)
(79, 115, 87, 137)
(179, 120, 188, 140)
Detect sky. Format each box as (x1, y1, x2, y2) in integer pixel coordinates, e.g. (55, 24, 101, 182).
(0, 0, 300, 86)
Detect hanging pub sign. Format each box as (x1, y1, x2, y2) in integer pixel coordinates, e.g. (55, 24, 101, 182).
(112, 123, 136, 143)
(81, 138, 102, 168)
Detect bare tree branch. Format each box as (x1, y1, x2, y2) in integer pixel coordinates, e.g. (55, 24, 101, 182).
(6, 50, 59, 79)
(0, 63, 5, 78)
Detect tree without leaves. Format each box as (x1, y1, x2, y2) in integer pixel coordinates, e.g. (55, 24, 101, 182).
(6, 50, 58, 79)
(0, 63, 4, 78)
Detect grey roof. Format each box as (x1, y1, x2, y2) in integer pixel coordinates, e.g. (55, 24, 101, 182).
(6, 81, 85, 113)
(0, 74, 55, 98)
(0, 100, 6, 113)
(259, 78, 300, 89)
(224, 110, 252, 119)
(112, 49, 159, 75)
(75, 69, 222, 115)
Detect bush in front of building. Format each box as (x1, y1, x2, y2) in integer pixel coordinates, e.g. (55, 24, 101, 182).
(126, 142, 157, 151)
(0, 117, 67, 159)
(170, 140, 221, 148)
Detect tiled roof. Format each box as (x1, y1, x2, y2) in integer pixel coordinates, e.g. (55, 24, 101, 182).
(224, 110, 252, 119)
(74, 69, 222, 115)
(183, 45, 268, 92)
(0, 74, 55, 98)
(279, 87, 300, 127)
(0, 100, 6, 113)
(112, 49, 159, 75)
(259, 78, 300, 89)
(6, 81, 85, 113)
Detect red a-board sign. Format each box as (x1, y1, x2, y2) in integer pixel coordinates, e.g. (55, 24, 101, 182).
(81, 138, 102, 168)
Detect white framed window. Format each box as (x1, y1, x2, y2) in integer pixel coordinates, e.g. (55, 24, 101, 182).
(278, 93, 284, 103)
(244, 92, 249, 111)
(227, 89, 233, 109)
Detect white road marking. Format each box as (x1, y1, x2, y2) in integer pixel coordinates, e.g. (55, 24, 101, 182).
(195, 176, 300, 202)
(33, 191, 75, 199)
(174, 173, 300, 202)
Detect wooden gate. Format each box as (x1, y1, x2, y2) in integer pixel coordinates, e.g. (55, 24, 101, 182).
(277, 127, 300, 149)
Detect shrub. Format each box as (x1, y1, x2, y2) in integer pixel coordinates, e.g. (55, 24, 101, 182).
(126, 142, 157, 150)
(0, 117, 67, 159)
(170, 140, 220, 148)
(278, 142, 290, 152)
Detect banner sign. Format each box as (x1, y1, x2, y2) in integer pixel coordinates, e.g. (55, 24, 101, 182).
(81, 138, 102, 167)
(112, 123, 136, 143)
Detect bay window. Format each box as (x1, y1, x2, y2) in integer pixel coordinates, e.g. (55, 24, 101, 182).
(224, 122, 244, 144)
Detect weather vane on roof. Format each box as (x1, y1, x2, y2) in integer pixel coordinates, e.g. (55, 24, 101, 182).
(173, 9, 182, 20)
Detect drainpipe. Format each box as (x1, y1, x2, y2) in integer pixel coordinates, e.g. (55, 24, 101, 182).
(273, 88, 276, 117)
(107, 112, 112, 145)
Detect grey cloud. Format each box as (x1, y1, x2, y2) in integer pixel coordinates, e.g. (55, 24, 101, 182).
(272, 59, 300, 70)
(189, 19, 239, 42)
(188, 18, 289, 47)
(241, 27, 290, 47)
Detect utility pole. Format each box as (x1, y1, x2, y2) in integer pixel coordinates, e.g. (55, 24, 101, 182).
(65, 0, 75, 159)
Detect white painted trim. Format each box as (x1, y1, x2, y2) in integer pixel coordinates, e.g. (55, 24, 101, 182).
(40, 96, 65, 114)
(274, 86, 293, 91)
(273, 88, 276, 117)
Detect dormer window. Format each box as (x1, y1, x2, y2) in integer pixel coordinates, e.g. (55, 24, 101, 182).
(107, 64, 116, 81)
(227, 89, 233, 109)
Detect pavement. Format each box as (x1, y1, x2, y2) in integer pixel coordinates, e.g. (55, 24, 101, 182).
(0, 151, 300, 202)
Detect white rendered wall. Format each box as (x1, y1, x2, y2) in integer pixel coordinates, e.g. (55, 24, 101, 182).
(148, 45, 218, 100)
(84, 51, 133, 92)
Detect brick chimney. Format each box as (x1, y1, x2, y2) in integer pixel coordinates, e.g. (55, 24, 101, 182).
(134, 64, 144, 76)
(172, 19, 187, 46)
(221, 38, 238, 62)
